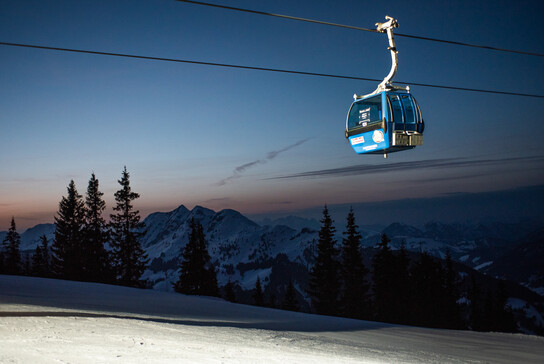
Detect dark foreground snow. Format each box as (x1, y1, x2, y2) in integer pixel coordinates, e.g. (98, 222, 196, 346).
(1, 275, 543, 363)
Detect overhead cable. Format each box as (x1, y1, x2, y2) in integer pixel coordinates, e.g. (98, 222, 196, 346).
(175, 0, 379, 33)
(1, 41, 542, 98)
(175, 0, 544, 58)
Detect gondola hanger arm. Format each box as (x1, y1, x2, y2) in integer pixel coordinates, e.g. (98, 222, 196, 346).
(355, 15, 409, 100)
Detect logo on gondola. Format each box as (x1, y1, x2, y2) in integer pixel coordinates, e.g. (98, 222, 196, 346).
(359, 107, 371, 125)
(350, 136, 365, 145)
(372, 130, 384, 143)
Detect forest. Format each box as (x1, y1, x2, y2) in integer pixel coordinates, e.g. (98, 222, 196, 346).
(0, 169, 523, 335)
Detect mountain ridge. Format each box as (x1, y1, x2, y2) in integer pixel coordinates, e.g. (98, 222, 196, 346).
(4, 203, 544, 333)
(4, 203, 544, 299)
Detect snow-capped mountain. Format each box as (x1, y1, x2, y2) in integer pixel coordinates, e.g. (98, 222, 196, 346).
(138, 205, 544, 329)
(141, 205, 318, 296)
(0, 223, 55, 252)
(5, 205, 543, 298)
(4, 204, 544, 333)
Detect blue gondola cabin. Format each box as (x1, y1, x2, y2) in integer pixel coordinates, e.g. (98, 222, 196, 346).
(345, 91, 424, 155)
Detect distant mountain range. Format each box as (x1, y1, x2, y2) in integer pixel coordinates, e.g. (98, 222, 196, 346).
(3, 203, 543, 297)
(0, 223, 56, 251)
(250, 184, 544, 227)
(4, 205, 544, 295)
(141, 206, 544, 334)
(3, 201, 544, 333)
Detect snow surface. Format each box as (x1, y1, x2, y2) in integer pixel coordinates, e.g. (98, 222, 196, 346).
(508, 298, 544, 327)
(1, 276, 543, 363)
(473, 261, 494, 270)
(530, 286, 544, 296)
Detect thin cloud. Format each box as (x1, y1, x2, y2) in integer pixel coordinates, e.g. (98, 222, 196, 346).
(266, 139, 308, 159)
(217, 139, 310, 186)
(398, 172, 493, 184)
(234, 161, 262, 174)
(265, 155, 544, 180)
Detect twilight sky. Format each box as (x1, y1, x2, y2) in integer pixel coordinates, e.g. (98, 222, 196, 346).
(1, 0, 543, 230)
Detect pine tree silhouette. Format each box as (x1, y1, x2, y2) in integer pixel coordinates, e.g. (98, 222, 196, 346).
(371, 233, 396, 322)
(392, 242, 412, 324)
(174, 218, 219, 296)
(268, 292, 277, 308)
(2, 217, 22, 275)
(32, 235, 49, 277)
(253, 276, 264, 306)
(340, 207, 370, 319)
(441, 249, 462, 329)
(493, 279, 517, 333)
(83, 173, 113, 283)
(40, 234, 51, 275)
(52, 181, 86, 280)
(468, 274, 486, 331)
(410, 250, 446, 328)
(282, 279, 299, 312)
(308, 206, 340, 316)
(110, 167, 148, 287)
(22, 253, 31, 276)
(224, 279, 237, 303)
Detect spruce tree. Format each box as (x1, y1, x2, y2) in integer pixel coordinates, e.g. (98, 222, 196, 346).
(442, 250, 462, 329)
(282, 279, 299, 312)
(40, 234, 51, 276)
(22, 253, 31, 276)
(203, 260, 219, 297)
(482, 290, 495, 331)
(32, 243, 44, 277)
(410, 250, 446, 328)
(392, 242, 412, 324)
(371, 233, 396, 322)
(174, 218, 218, 296)
(268, 293, 277, 308)
(110, 167, 148, 287)
(253, 276, 264, 306)
(224, 279, 237, 303)
(468, 274, 485, 331)
(83, 173, 112, 283)
(308, 206, 340, 316)
(492, 280, 517, 332)
(51, 181, 86, 280)
(2, 217, 22, 275)
(340, 207, 370, 319)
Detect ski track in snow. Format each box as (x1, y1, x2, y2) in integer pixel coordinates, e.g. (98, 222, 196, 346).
(1, 275, 543, 363)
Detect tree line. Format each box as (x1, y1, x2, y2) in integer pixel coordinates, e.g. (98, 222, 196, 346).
(0, 167, 149, 287)
(1, 188, 519, 333)
(306, 206, 517, 332)
(168, 204, 518, 333)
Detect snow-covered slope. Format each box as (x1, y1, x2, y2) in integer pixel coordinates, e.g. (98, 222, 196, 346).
(1, 275, 543, 363)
